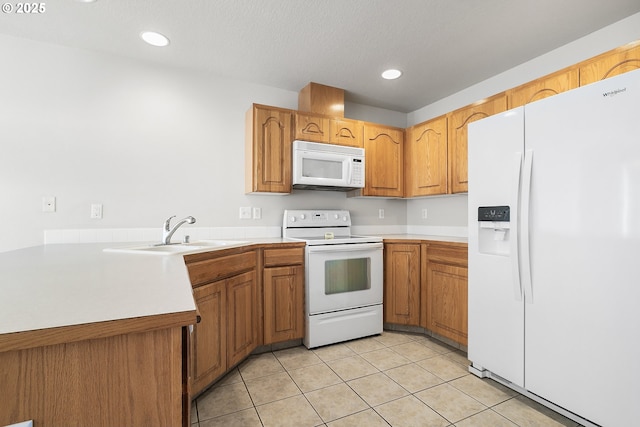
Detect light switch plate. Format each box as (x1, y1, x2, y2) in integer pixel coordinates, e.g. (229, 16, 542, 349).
(91, 204, 103, 219)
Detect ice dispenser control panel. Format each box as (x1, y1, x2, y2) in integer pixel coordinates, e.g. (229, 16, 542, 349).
(477, 206, 510, 255)
(478, 206, 510, 222)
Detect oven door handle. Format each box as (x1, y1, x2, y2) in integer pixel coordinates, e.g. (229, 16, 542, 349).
(306, 242, 383, 253)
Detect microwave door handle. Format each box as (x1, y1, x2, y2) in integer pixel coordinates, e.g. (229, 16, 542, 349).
(347, 160, 352, 185)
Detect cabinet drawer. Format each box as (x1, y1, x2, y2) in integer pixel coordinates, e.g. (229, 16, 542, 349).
(263, 247, 304, 267)
(187, 252, 256, 287)
(426, 244, 468, 267)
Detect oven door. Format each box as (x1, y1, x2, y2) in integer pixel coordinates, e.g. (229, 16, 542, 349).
(306, 242, 383, 315)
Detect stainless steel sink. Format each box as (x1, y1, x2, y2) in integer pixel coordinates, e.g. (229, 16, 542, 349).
(105, 240, 249, 255)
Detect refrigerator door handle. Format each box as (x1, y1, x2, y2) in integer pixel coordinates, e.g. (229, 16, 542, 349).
(521, 149, 534, 302)
(512, 152, 523, 301)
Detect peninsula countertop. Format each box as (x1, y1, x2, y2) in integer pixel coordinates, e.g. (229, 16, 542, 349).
(0, 238, 298, 351)
(0, 243, 199, 350)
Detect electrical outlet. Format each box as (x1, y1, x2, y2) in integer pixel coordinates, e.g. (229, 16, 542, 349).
(378, 208, 385, 219)
(421, 208, 428, 219)
(91, 204, 103, 219)
(252, 207, 262, 219)
(42, 196, 56, 213)
(239, 206, 252, 219)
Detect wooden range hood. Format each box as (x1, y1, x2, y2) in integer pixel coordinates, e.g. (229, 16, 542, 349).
(298, 82, 345, 117)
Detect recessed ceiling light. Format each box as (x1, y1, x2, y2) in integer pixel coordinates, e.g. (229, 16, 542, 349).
(140, 31, 170, 47)
(381, 69, 402, 80)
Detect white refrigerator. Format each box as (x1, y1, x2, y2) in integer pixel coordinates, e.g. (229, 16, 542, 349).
(468, 68, 640, 427)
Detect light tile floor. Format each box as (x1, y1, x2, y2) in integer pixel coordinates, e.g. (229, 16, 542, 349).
(192, 331, 583, 427)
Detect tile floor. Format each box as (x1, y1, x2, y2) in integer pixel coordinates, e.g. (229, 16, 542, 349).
(191, 331, 583, 427)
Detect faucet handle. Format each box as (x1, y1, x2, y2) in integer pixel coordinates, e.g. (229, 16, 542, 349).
(164, 215, 176, 231)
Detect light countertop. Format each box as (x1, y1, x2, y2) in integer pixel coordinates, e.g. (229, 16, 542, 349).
(0, 243, 197, 336)
(0, 236, 461, 340)
(0, 238, 298, 339)
(376, 234, 468, 244)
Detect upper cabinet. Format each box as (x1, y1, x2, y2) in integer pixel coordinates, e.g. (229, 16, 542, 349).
(579, 42, 640, 86)
(508, 68, 579, 109)
(329, 118, 363, 147)
(295, 113, 330, 143)
(294, 113, 363, 148)
(405, 115, 448, 197)
(298, 82, 345, 117)
(245, 104, 294, 194)
(447, 93, 507, 194)
(245, 40, 640, 197)
(363, 124, 404, 197)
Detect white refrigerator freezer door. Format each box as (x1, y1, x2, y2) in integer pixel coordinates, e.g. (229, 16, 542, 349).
(468, 107, 525, 387)
(524, 69, 640, 426)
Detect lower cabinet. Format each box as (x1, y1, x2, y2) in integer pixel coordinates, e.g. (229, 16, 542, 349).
(424, 243, 468, 346)
(384, 243, 421, 326)
(384, 240, 468, 347)
(262, 246, 305, 345)
(192, 280, 226, 394)
(191, 270, 258, 395)
(227, 270, 259, 367)
(263, 265, 304, 344)
(186, 249, 259, 396)
(186, 243, 305, 396)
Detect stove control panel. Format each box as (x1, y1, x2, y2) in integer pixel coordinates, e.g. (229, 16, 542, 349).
(283, 210, 351, 228)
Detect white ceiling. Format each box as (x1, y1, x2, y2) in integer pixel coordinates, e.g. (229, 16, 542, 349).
(2, 0, 640, 112)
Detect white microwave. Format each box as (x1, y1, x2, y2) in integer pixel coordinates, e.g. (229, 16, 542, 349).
(292, 140, 365, 191)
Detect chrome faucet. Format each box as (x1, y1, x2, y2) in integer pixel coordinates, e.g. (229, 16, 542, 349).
(162, 215, 196, 245)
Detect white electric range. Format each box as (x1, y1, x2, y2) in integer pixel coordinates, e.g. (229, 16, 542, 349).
(282, 210, 383, 348)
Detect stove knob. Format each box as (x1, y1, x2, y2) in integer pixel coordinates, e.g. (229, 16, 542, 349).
(290, 216, 296, 223)
(342, 216, 348, 221)
(334, 214, 339, 219)
(300, 214, 306, 220)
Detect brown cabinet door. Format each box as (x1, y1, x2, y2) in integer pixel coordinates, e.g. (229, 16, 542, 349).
(330, 118, 363, 147)
(295, 112, 330, 143)
(425, 245, 468, 346)
(192, 280, 226, 396)
(579, 42, 640, 86)
(364, 124, 404, 197)
(508, 68, 579, 108)
(227, 270, 258, 368)
(384, 243, 421, 326)
(246, 104, 293, 193)
(263, 265, 305, 344)
(405, 115, 448, 197)
(447, 93, 507, 194)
